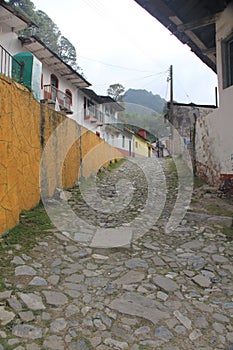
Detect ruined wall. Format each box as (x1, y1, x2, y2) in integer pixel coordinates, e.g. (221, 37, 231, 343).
(0, 75, 122, 234)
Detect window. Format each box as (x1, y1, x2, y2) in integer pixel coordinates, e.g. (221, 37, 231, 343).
(65, 89, 72, 105)
(122, 135, 125, 148)
(222, 33, 233, 88)
(135, 141, 138, 148)
(41, 73, 44, 89)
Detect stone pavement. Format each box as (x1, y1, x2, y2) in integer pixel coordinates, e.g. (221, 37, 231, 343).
(0, 158, 233, 350)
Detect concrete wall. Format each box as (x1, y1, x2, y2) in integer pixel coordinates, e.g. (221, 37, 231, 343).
(195, 3, 233, 187)
(0, 74, 122, 234)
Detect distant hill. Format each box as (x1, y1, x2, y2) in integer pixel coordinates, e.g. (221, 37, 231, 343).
(118, 89, 168, 138)
(122, 89, 166, 114)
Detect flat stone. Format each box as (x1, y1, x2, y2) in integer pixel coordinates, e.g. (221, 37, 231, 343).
(12, 325, 42, 339)
(0, 290, 12, 301)
(42, 291, 68, 306)
(157, 291, 169, 301)
(69, 338, 92, 350)
(48, 275, 60, 285)
(19, 311, 35, 322)
(109, 292, 169, 324)
(43, 335, 65, 350)
(92, 254, 109, 260)
(173, 310, 192, 330)
(0, 306, 15, 325)
(15, 265, 36, 276)
(134, 326, 151, 338)
(104, 338, 128, 349)
(222, 302, 233, 309)
(143, 243, 160, 251)
(174, 325, 187, 334)
(42, 312, 51, 320)
(153, 275, 179, 292)
(114, 271, 145, 285)
(192, 274, 211, 288)
(73, 233, 92, 243)
(7, 298, 22, 311)
(91, 227, 132, 248)
(12, 256, 25, 265)
(50, 318, 67, 333)
(65, 274, 84, 283)
(212, 254, 229, 263)
(125, 258, 148, 269)
(17, 293, 45, 310)
(194, 316, 209, 328)
(212, 313, 230, 323)
(29, 276, 47, 286)
(154, 326, 173, 340)
(189, 329, 202, 341)
(180, 240, 204, 250)
(152, 256, 166, 266)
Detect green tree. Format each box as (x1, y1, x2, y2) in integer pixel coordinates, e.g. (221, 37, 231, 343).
(35, 10, 61, 53)
(6, 0, 35, 18)
(58, 36, 77, 68)
(107, 83, 125, 101)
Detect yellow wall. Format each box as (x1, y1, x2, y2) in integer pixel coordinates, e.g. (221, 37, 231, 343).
(134, 135, 151, 157)
(0, 75, 122, 234)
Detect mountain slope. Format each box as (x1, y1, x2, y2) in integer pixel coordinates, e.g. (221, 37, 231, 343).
(122, 88, 166, 114)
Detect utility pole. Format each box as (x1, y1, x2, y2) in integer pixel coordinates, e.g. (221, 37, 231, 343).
(168, 65, 174, 154)
(169, 65, 173, 121)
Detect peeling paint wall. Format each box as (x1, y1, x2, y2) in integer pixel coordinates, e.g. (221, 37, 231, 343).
(0, 75, 122, 234)
(195, 3, 233, 188)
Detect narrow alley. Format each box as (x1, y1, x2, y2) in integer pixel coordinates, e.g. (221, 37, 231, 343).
(0, 158, 233, 350)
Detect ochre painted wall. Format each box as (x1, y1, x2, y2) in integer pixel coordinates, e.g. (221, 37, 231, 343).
(134, 135, 150, 158)
(0, 75, 122, 234)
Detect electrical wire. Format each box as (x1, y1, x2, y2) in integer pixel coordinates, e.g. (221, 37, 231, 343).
(78, 54, 158, 73)
(92, 70, 168, 89)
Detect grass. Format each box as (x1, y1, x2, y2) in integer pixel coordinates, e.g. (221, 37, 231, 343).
(1, 203, 53, 252)
(108, 158, 126, 171)
(0, 203, 53, 291)
(222, 225, 233, 241)
(206, 204, 233, 218)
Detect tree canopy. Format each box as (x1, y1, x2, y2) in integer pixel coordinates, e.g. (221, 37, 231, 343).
(107, 83, 125, 101)
(6, 0, 81, 72)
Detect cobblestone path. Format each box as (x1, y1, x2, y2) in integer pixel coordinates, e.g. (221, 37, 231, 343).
(0, 158, 233, 350)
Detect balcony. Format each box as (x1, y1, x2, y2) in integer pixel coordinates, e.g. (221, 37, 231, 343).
(84, 105, 105, 125)
(0, 45, 24, 82)
(41, 85, 73, 114)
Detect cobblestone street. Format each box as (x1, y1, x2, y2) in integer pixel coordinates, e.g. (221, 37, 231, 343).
(0, 158, 233, 350)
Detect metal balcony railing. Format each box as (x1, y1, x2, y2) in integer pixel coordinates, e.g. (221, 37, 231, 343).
(84, 105, 105, 123)
(0, 45, 24, 82)
(43, 85, 72, 112)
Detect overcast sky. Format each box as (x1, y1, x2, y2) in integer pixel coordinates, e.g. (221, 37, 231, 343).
(33, 0, 218, 105)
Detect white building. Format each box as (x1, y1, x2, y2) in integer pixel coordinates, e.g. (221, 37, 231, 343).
(0, 0, 127, 152)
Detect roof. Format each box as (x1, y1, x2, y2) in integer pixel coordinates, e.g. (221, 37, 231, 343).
(0, 0, 36, 31)
(134, 0, 231, 72)
(81, 88, 102, 103)
(167, 101, 217, 109)
(18, 35, 91, 88)
(99, 96, 125, 111)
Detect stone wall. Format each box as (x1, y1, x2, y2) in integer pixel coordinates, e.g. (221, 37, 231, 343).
(0, 75, 122, 234)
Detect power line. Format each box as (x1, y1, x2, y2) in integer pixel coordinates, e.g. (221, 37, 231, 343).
(92, 71, 168, 88)
(78, 54, 160, 73)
